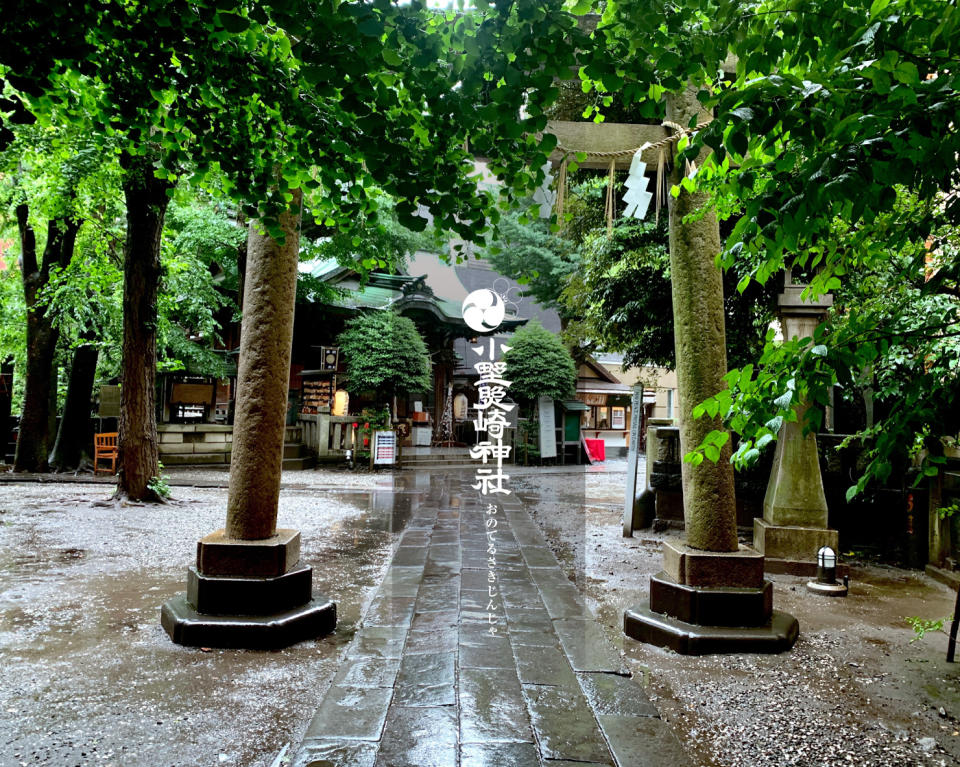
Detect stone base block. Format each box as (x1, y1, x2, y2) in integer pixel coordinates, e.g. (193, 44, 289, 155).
(186, 563, 314, 615)
(624, 603, 798, 655)
(196, 528, 301, 577)
(649, 572, 772, 627)
(661, 538, 765, 588)
(753, 518, 838, 562)
(161, 594, 336, 649)
(654, 490, 684, 524)
(652, 518, 684, 533)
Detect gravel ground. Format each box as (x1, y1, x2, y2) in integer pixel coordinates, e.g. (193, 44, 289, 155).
(6, 459, 960, 767)
(0, 469, 419, 767)
(513, 459, 960, 767)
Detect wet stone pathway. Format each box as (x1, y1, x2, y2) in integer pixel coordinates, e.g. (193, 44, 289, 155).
(292, 477, 689, 767)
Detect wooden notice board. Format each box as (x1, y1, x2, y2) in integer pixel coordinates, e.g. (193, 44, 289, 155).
(99, 385, 121, 418)
(170, 382, 215, 405)
(301, 377, 335, 413)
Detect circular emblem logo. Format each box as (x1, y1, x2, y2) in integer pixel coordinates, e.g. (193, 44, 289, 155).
(462, 289, 506, 333)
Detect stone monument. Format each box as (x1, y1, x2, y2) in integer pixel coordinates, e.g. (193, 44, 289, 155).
(753, 269, 841, 576)
(649, 424, 684, 530)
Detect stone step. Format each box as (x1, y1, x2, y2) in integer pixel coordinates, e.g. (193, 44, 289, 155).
(402, 456, 484, 465)
(162, 452, 231, 466)
(402, 454, 471, 461)
(284, 443, 308, 459)
(283, 455, 315, 471)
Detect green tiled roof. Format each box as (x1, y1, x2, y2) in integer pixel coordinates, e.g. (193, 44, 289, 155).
(331, 285, 399, 310)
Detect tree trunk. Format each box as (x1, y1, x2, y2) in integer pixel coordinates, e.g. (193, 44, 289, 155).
(49, 342, 99, 471)
(13, 204, 81, 472)
(665, 88, 739, 552)
(237, 223, 248, 327)
(225, 190, 302, 540)
(117, 154, 173, 500)
(0, 357, 13, 454)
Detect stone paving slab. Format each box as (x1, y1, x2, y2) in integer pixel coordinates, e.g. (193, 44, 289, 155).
(303, 685, 393, 740)
(346, 626, 407, 659)
(460, 741, 541, 767)
(376, 706, 458, 767)
(459, 665, 533, 743)
(578, 672, 661, 717)
(293, 476, 690, 767)
(404, 627, 457, 655)
(331, 656, 401, 688)
(553, 617, 629, 673)
(597, 714, 693, 766)
(513, 643, 578, 686)
(292, 740, 379, 767)
(394, 652, 456, 706)
(522, 683, 612, 763)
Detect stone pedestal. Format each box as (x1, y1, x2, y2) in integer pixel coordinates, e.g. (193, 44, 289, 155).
(753, 519, 844, 576)
(624, 539, 798, 654)
(650, 426, 684, 530)
(753, 271, 839, 577)
(644, 418, 675, 489)
(162, 529, 336, 649)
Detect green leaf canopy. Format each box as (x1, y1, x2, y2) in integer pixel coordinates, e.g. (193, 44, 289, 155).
(503, 319, 577, 403)
(337, 311, 432, 402)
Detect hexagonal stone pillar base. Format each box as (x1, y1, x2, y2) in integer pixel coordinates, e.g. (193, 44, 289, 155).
(648, 572, 773, 627)
(624, 604, 798, 655)
(162, 595, 336, 650)
(625, 543, 798, 655)
(162, 529, 336, 649)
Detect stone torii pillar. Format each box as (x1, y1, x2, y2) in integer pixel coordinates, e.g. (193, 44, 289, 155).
(617, 91, 798, 653)
(162, 190, 336, 648)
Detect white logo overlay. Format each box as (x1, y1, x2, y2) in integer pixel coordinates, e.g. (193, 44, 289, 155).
(461, 279, 522, 334)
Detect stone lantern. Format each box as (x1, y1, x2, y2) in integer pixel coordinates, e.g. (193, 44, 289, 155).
(753, 268, 841, 576)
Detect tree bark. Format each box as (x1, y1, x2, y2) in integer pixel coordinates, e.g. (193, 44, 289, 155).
(117, 154, 172, 500)
(13, 204, 81, 472)
(665, 88, 739, 552)
(0, 357, 13, 446)
(237, 222, 248, 326)
(225, 190, 302, 540)
(49, 341, 99, 471)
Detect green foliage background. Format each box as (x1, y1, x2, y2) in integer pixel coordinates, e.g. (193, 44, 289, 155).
(337, 311, 433, 403)
(503, 319, 577, 404)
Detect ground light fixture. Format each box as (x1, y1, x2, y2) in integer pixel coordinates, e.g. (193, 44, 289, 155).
(806, 546, 848, 597)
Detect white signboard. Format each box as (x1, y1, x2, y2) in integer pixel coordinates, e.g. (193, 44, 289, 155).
(538, 396, 557, 459)
(372, 430, 397, 465)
